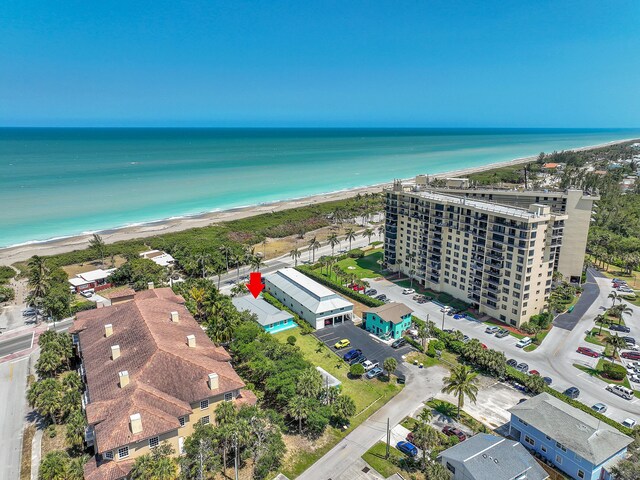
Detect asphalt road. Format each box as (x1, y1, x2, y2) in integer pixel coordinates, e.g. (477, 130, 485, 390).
(0, 357, 29, 480)
(553, 269, 603, 330)
(0, 333, 33, 358)
(298, 363, 449, 480)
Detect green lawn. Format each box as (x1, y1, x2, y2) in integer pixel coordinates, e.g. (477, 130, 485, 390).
(330, 250, 384, 280)
(361, 442, 404, 478)
(274, 327, 403, 477)
(405, 351, 439, 368)
(585, 327, 610, 347)
(524, 328, 552, 352)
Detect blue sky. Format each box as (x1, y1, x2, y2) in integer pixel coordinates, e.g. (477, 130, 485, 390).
(1, 1, 638, 127)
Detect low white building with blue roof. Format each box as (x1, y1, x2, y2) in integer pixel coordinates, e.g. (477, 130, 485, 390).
(232, 294, 296, 334)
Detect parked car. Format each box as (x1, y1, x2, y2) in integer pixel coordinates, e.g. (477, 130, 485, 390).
(391, 338, 407, 349)
(622, 351, 640, 360)
(529, 370, 540, 376)
(442, 426, 467, 442)
(543, 376, 553, 386)
(403, 288, 415, 295)
(81, 290, 94, 298)
(577, 346, 600, 358)
(480, 343, 488, 349)
(564, 387, 580, 399)
(516, 363, 529, 373)
(349, 354, 366, 366)
(334, 339, 351, 349)
(495, 329, 509, 338)
(366, 367, 384, 379)
(406, 432, 414, 443)
(485, 326, 500, 334)
(361, 360, 379, 372)
(366, 289, 378, 296)
(629, 374, 640, 383)
(375, 294, 387, 301)
(623, 336, 636, 346)
(462, 335, 470, 343)
(343, 349, 363, 361)
(516, 337, 532, 348)
(592, 403, 608, 413)
(610, 324, 631, 333)
(507, 359, 518, 368)
(606, 384, 634, 400)
(622, 418, 637, 428)
(396, 441, 418, 457)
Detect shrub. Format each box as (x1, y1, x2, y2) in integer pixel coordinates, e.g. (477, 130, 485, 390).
(0, 286, 15, 303)
(427, 342, 437, 357)
(602, 362, 626, 381)
(0, 266, 15, 284)
(287, 336, 297, 346)
(350, 363, 365, 377)
(70, 300, 96, 315)
(305, 407, 331, 437)
(348, 248, 365, 258)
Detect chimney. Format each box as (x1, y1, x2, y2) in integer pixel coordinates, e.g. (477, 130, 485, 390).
(129, 413, 142, 434)
(208, 373, 219, 390)
(148, 281, 154, 290)
(170, 311, 179, 323)
(187, 334, 196, 348)
(104, 324, 113, 337)
(119, 370, 130, 388)
(111, 344, 121, 360)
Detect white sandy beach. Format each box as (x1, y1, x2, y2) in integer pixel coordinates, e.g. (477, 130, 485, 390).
(0, 138, 633, 266)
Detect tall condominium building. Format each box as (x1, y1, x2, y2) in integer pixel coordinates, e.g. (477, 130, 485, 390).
(425, 184, 598, 283)
(384, 181, 568, 327)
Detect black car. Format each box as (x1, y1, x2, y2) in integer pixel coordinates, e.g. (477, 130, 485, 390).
(507, 359, 518, 368)
(564, 387, 580, 399)
(366, 289, 378, 296)
(391, 338, 407, 349)
(543, 376, 553, 386)
(610, 324, 631, 333)
(349, 354, 366, 366)
(623, 336, 636, 345)
(375, 294, 387, 301)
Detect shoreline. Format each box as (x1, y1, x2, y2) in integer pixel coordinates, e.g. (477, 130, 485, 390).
(0, 138, 634, 266)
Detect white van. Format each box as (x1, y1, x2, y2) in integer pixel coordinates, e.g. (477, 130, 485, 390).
(607, 384, 634, 400)
(516, 337, 532, 348)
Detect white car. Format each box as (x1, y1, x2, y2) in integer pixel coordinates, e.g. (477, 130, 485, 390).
(626, 366, 640, 375)
(361, 360, 379, 372)
(622, 418, 637, 428)
(403, 288, 415, 295)
(629, 374, 640, 384)
(81, 290, 94, 298)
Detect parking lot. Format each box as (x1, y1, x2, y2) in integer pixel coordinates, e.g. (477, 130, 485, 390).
(313, 321, 413, 374)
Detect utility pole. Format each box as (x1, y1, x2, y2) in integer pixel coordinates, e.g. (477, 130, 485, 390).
(441, 309, 446, 331)
(385, 417, 390, 459)
(426, 313, 430, 337)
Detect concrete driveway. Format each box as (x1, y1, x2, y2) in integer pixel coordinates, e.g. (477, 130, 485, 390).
(313, 322, 413, 374)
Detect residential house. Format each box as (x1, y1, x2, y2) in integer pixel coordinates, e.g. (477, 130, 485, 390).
(71, 287, 256, 480)
(139, 250, 175, 267)
(68, 268, 116, 293)
(264, 268, 353, 329)
(508, 393, 633, 480)
(363, 303, 413, 339)
(437, 433, 549, 480)
(232, 294, 296, 334)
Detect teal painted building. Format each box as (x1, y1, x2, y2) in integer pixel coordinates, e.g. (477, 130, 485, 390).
(364, 303, 413, 339)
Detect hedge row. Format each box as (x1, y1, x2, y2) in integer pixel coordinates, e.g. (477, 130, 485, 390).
(408, 316, 633, 436)
(295, 267, 384, 308)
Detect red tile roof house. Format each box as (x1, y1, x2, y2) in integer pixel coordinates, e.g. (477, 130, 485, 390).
(70, 287, 255, 480)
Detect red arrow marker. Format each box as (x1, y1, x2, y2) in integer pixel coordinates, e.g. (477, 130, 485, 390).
(246, 272, 265, 299)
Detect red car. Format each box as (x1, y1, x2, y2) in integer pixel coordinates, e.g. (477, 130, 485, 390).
(529, 370, 540, 376)
(622, 351, 640, 360)
(481, 343, 488, 350)
(406, 432, 414, 443)
(577, 347, 600, 358)
(442, 425, 467, 442)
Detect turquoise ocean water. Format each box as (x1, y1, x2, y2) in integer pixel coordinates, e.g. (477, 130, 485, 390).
(2, 128, 639, 248)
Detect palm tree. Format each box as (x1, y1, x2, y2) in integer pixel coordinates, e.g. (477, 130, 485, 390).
(39, 451, 70, 480)
(608, 291, 620, 308)
(308, 237, 320, 263)
(288, 395, 311, 434)
(196, 253, 212, 279)
(250, 255, 264, 273)
(423, 461, 451, 480)
(66, 456, 87, 480)
(289, 248, 301, 267)
(412, 422, 440, 465)
(617, 304, 633, 325)
(88, 233, 106, 267)
(215, 401, 237, 426)
(417, 407, 432, 425)
(605, 334, 628, 362)
(417, 323, 429, 350)
(130, 442, 177, 480)
(441, 365, 479, 419)
(328, 233, 340, 256)
(27, 255, 50, 324)
(383, 357, 398, 378)
(333, 394, 356, 422)
(296, 368, 323, 398)
(65, 410, 86, 452)
(219, 245, 231, 273)
(377, 224, 385, 239)
(344, 228, 356, 251)
(596, 313, 607, 335)
(362, 228, 374, 245)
